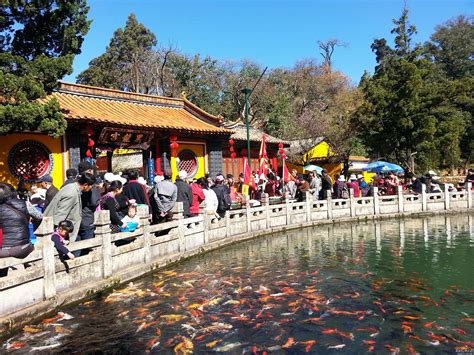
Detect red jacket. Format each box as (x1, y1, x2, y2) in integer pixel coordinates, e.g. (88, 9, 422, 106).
(190, 183, 205, 215)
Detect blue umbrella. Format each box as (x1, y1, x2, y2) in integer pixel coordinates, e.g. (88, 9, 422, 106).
(363, 161, 404, 174)
(304, 164, 323, 174)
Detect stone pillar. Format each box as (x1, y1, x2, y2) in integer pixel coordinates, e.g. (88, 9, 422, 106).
(37, 217, 55, 299)
(326, 190, 333, 219)
(444, 187, 450, 210)
(225, 210, 231, 237)
(467, 182, 472, 209)
(137, 205, 151, 264)
(373, 186, 380, 215)
(286, 197, 292, 225)
(95, 210, 113, 278)
(397, 185, 404, 213)
(244, 195, 251, 232)
(421, 183, 427, 211)
(173, 202, 185, 252)
(200, 209, 210, 245)
(349, 188, 355, 217)
(261, 193, 270, 228)
(305, 191, 312, 222)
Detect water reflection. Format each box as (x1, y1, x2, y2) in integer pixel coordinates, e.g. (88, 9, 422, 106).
(3, 214, 474, 354)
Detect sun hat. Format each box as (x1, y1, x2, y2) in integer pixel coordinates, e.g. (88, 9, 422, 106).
(104, 172, 126, 185)
(178, 170, 188, 179)
(349, 174, 357, 181)
(357, 174, 363, 179)
(338, 175, 345, 182)
(137, 176, 147, 185)
(154, 175, 164, 183)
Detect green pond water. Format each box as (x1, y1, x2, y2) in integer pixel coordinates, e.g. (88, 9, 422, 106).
(3, 214, 474, 354)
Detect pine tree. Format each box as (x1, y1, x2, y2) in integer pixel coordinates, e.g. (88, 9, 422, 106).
(0, 0, 90, 137)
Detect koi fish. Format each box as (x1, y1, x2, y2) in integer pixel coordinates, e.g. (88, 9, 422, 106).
(6, 342, 27, 350)
(160, 314, 188, 322)
(146, 337, 160, 351)
(322, 328, 354, 340)
(299, 340, 317, 352)
(214, 342, 242, 352)
(205, 339, 222, 348)
(454, 328, 467, 335)
(461, 318, 474, 323)
(22, 326, 41, 333)
(173, 336, 193, 354)
(282, 337, 295, 348)
(328, 344, 346, 349)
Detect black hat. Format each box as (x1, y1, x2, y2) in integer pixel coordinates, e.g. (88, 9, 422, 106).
(226, 174, 234, 179)
(66, 168, 78, 178)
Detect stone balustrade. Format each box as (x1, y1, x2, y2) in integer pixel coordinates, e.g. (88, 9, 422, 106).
(0, 182, 472, 333)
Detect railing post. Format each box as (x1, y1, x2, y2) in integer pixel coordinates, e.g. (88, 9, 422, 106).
(397, 185, 404, 213)
(467, 182, 472, 209)
(349, 188, 356, 217)
(421, 183, 427, 211)
(37, 216, 56, 299)
(285, 197, 292, 225)
(373, 186, 380, 215)
(225, 210, 231, 237)
(173, 202, 185, 252)
(95, 210, 112, 278)
(305, 191, 312, 222)
(261, 193, 270, 228)
(244, 195, 251, 232)
(137, 205, 151, 264)
(200, 208, 210, 245)
(326, 190, 333, 219)
(444, 187, 450, 211)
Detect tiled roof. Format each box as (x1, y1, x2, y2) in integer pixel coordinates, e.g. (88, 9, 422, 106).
(45, 82, 231, 135)
(224, 121, 289, 145)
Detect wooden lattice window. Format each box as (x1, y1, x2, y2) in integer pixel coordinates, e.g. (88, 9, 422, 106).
(8, 140, 53, 181)
(177, 150, 198, 178)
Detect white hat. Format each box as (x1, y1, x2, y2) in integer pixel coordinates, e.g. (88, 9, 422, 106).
(137, 176, 147, 185)
(104, 172, 115, 182)
(154, 175, 164, 183)
(338, 175, 345, 182)
(178, 170, 188, 179)
(357, 174, 363, 179)
(104, 173, 126, 185)
(349, 174, 357, 181)
(428, 170, 437, 176)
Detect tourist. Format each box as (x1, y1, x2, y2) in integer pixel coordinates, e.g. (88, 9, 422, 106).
(226, 174, 238, 202)
(308, 171, 321, 200)
(51, 220, 75, 260)
(121, 204, 140, 227)
(465, 169, 474, 190)
(357, 174, 369, 196)
(347, 174, 361, 197)
(38, 174, 58, 209)
(43, 174, 96, 242)
(175, 170, 193, 218)
(75, 163, 100, 256)
(284, 174, 297, 199)
(99, 180, 127, 233)
(264, 172, 277, 197)
(295, 175, 310, 202)
(62, 168, 78, 187)
(154, 171, 177, 222)
(201, 179, 219, 218)
(333, 175, 348, 199)
(0, 183, 35, 261)
(320, 169, 332, 199)
(123, 169, 150, 206)
(190, 178, 206, 216)
(212, 175, 231, 218)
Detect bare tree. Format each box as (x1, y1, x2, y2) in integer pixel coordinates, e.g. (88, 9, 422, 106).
(317, 39, 347, 72)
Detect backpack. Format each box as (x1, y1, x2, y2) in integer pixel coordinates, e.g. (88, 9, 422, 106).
(341, 185, 350, 199)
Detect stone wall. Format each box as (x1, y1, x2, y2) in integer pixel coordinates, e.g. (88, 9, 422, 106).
(0, 183, 472, 334)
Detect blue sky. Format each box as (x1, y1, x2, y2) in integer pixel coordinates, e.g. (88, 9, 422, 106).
(66, 0, 472, 85)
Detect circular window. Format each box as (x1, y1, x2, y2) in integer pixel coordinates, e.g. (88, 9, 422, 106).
(177, 149, 198, 178)
(8, 140, 54, 181)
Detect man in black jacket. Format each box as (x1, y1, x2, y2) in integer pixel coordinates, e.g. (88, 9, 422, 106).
(212, 174, 231, 218)
(123, 169, 149, 206)
(74, 162, 99, 256)
(175, 170, 193, 218)
(39, 175, 58, 209)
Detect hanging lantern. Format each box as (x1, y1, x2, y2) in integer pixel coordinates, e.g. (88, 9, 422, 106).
(85, 127, 94, 158)
(229, 139, 235, 145)
(231, 152, 237, 159)
(281, 154, 287, 160)
(228, 138, 236, 160)
(279, 148, 285, 155)
(230, 146, 234, 152)
(170, 136, 179, 157)
(278, 143, 284, 149)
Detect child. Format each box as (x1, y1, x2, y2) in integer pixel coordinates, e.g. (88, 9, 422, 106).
(121, 204, 140, 225)
(51, 220, 75, 260)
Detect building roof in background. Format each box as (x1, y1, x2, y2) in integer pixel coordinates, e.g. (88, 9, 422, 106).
(45, 82, 231, 135)
(224, 121, 290, 145)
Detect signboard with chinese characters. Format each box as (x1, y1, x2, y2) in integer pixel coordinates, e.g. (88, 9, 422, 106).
(98, 127, 154, 149)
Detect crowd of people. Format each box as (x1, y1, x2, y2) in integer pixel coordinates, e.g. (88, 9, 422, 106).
(0, 162, 473, 276)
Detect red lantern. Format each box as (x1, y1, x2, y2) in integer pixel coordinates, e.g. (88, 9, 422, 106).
(85, 127, 94, 158)
(279, 148, 285, 155)
(281, 154, 287, 159)
(278, 143, 284, 149)
(229, 139, 235, 145)
(230, 146, 234, 152)
(170, 135, 178, 142)
(231, 152, 237, 159)
(170, 136, 179, 157)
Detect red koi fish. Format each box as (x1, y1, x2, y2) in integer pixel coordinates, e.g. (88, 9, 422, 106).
(299, 340, 317, 352)
(282, 338, 295, 348)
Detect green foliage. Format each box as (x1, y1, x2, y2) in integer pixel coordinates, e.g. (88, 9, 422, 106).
(0, 0, 90, 137)
(77, 13, 156, 92)
(356, 8, 472, 172)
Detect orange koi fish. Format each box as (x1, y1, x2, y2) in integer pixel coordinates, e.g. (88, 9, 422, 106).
(282, 337, 295, 348)
(299, 340, 317, 352)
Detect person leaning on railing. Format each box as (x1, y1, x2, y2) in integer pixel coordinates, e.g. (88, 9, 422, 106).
(0, 183, 36, 275)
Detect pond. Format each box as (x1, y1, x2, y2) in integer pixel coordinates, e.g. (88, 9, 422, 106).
(3, 214, 474, 354)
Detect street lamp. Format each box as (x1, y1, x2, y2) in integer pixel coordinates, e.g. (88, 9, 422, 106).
(241, 88, 252, 164)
